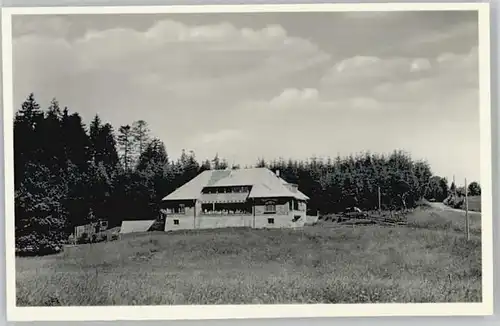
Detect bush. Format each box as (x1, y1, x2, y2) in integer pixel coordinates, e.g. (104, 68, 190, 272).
(444, 195, 464, 209)
(149, 219, 165, 232)
(15, 231, 63, 256)
(77, 232, 89, 244)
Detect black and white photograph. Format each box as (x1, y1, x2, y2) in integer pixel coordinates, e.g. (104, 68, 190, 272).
(2, 2, 493, 321)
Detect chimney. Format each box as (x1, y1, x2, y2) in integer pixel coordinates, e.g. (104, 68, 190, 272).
(275, 170, 280, 177)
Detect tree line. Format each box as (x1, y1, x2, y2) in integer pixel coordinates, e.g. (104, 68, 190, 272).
(13, 94, 480, 254)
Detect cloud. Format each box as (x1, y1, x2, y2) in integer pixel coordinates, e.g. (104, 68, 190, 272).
(13, 17, 333, 151)
(198, 129, 245, 145)
(410, 58, 432, 72)
(322, 55, 431, 87)
(436, 45, 478, 72)
(372, 46, 478, 104)
(408, 21, 478, 49)
(13, 16, 72, 38)
(268, 88, 320, 108)
(240, 42, 478, 120)
(13, 18, 331, 110)
(71, 20, 330, 82)
(12, 13, 480, 182)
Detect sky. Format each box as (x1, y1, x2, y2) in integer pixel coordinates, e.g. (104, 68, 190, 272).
(12, 10, 480, 183)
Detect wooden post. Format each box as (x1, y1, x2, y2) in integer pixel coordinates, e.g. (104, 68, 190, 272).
(378, 186, 382, 215)
(193, 200, 196, 229)
(252, 198, 256, 228)
(465, 178, 470, 241)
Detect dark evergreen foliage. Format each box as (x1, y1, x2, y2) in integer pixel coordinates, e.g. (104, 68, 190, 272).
(14, 94, 478, 256)
(467, 181, 481, 196)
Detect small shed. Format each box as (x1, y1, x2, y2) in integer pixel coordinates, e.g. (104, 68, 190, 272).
(119, 220, 156, 234)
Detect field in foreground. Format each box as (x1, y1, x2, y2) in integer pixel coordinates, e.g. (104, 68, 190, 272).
(16, 207, 482, 306)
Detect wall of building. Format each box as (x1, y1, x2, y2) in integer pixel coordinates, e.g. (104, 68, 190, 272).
(253, 214, 305, 228)
(165, 213, 306, 230)
(195, 215, 253, 229)
(164, 215, 195, 231)
(164, 197, 308, 231)
(251, 198, 305, 228)
(163, 200, 196, 231)
(253, 197, 290, 215)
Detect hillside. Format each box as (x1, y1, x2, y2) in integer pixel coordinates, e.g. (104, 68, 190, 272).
(16, 206, 481, 306)
(444, 195, 482, 212)
(466, 196, 482, 212)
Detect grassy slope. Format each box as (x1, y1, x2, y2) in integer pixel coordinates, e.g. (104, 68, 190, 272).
(445, 195, 482, 213)
(16, 207, 482, 306)
(466, 196, 482, 212)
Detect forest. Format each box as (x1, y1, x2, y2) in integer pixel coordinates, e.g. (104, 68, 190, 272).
(13, 94, 480, 255)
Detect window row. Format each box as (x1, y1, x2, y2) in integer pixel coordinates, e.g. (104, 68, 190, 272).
(202, 186, 251, 194)
(172, 218, 278, 225)
(201, 203, 252, 215)
(165, 200, 305, 216)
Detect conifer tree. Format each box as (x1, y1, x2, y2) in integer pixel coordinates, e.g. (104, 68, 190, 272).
(117, 125, 134, 172)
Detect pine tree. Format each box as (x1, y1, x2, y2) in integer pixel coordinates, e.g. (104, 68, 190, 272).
(100, 123, 120, 172)
(15, 162, 68, 255)
(134, 139, 170, 219)
(212, 153, 221, 170)
(132, 120, 150, 159)
(255, 158, 267, 168)
(61, 110, 91, 171)
(89, 115, 102, 162)
(14, 93, 44, 188)
(117, 125, 134, 171)
(450, 181, 457, 195)
(200, 159, 212, 172)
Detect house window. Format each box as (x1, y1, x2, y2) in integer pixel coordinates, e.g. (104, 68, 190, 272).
(268, 218, 275, 224)
(264, 201, 276, 214)
(178, 204, 185, 214)
(174, 219, 179, 225)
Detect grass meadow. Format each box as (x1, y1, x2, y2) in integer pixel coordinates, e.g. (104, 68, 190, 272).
(466, 196, 482, 212)
(16, 207, 482, 306)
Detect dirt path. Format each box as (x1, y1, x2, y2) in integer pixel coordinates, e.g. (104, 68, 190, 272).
(429, 202, 481, 215)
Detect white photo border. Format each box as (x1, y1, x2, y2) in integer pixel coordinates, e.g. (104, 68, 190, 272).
(1, 2, 493, 321)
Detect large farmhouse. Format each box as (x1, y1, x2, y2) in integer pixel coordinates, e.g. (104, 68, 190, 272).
(161, 168, 310, 231)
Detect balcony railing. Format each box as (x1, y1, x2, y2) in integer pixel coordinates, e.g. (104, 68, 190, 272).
(200, 210, 252, 216)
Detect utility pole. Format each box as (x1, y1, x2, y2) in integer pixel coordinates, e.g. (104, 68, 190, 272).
(453, 175, 456, 197)
(465, 178, 470, 241)
(378, 186, 382, 215)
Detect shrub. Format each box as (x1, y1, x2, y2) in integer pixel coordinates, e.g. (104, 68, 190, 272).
(15, 231, 63, 256)
(77, 232, 89, 244)
(149, 219, 165, 232)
